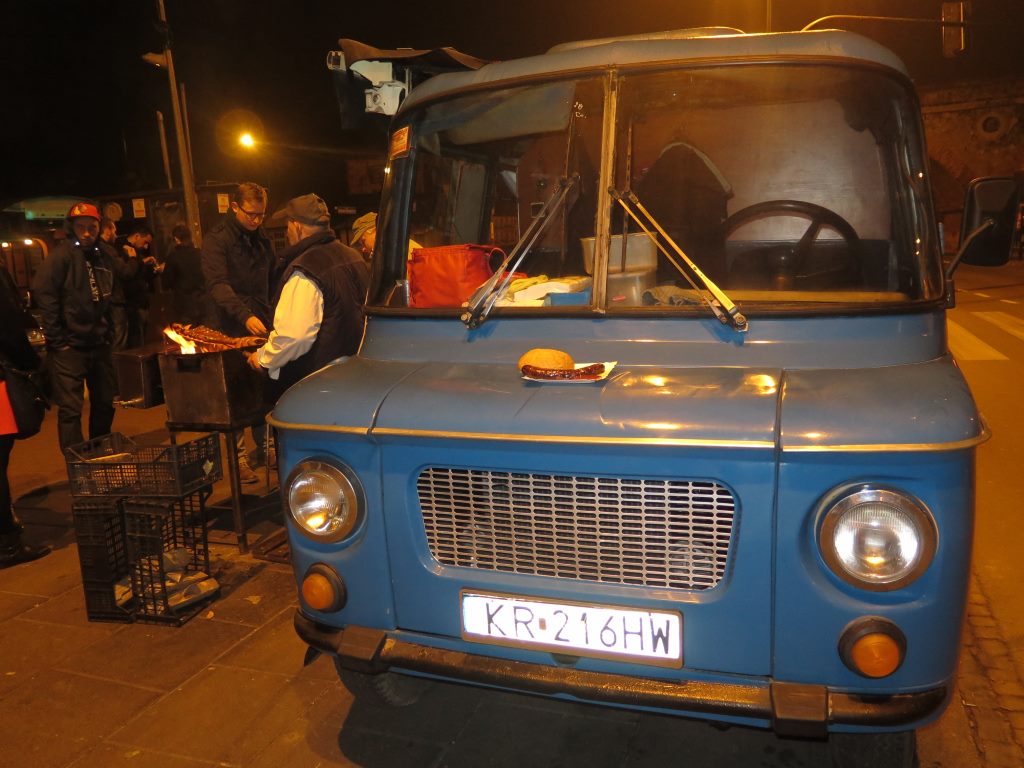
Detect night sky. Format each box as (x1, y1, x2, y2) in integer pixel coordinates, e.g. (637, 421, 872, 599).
(2, 0, 1022, 212)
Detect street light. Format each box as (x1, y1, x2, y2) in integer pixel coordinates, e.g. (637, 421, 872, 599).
(239, 132, 256, 149)
(141, 0, 203, 245)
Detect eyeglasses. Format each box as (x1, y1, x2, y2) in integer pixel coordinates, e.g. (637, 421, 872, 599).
(237, 206, 266, 221)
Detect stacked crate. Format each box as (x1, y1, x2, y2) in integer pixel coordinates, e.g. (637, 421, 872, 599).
(66, 432, 223, 625)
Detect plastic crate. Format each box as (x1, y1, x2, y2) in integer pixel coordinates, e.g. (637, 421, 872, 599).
(66, 432, 222, 497)
(124, 490, 217, 626)
(72, 499, 134, 623)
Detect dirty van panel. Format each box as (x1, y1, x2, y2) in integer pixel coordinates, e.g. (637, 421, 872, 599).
(380, 439, 775, 676)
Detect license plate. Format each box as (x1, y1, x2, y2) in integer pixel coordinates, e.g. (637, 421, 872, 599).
(461, 591, 683, 667)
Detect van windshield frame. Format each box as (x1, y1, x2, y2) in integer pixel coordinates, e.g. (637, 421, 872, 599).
(367, 62, 943, 316)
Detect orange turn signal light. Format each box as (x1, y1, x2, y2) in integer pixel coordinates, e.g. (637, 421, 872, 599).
(300, 564, 346, 613)
(839, 618, 906, 679)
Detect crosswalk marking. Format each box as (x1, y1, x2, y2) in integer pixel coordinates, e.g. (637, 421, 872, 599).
(947, 319, 1008, 360)
(974, 311, 1024, 346)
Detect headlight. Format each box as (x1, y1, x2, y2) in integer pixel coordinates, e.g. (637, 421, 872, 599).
(818, 486, 937, 591)
(286, 459, 363, 542)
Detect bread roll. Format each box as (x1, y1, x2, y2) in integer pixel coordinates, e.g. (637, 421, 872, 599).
(518, 348, 575, 371)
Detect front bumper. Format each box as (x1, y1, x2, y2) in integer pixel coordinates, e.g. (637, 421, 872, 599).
(295, 610, 945, 737)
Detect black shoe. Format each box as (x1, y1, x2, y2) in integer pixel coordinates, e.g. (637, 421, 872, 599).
(0, 541, 51, 569)
(5, 506, 23, 534)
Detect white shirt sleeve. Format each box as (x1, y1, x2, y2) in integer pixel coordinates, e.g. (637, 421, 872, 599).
(257, 272, 323, 380)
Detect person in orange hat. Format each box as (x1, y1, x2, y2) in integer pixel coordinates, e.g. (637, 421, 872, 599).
(31, 202, 141, 452)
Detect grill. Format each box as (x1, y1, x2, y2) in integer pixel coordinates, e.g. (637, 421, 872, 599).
(157, 349, 265, 429)
(418, 468, 736, 590)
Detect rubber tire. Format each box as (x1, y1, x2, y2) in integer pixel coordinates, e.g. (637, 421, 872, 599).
(334, 659, 432, 707)
(829, 731, 918, 768)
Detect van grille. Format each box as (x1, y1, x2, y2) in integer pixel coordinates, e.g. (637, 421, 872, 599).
(417, 468, 735, 590)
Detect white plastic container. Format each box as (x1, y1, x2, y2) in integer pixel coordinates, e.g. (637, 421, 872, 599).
(580, 233, 657, 275)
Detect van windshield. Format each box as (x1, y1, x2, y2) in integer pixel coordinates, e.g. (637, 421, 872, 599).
(369, 64, 942, 313)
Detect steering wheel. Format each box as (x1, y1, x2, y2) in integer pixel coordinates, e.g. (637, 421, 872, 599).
(722, 200, 861, 290)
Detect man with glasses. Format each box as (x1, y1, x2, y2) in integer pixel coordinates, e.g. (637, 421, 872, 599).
(32, 203, 138, 452)
(201, 182, 275, 483)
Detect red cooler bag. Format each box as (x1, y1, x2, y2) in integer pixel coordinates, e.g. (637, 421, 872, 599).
(408, 244, 500, 308)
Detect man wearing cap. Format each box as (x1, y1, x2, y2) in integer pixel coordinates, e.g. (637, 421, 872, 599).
(351, 210, 421, 262)
(247, 194, 368, 398)
(32, 203, 140, 452)
(350, 212, 377, 259)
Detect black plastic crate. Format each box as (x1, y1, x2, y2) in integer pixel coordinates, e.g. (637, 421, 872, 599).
(72, 499, 134, 623)
(66, 432, 222, 497)
(124, 490, 217, 626)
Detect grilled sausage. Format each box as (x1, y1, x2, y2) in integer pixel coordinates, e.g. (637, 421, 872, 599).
(521, 363, 605, 380)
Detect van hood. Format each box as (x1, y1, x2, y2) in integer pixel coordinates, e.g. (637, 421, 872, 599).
(272, 356, 982, 450)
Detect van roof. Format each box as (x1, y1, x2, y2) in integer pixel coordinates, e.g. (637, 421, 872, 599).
(400, 29, 908, 112)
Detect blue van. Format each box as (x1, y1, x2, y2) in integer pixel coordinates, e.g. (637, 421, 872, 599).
(272, 29, 997, 766)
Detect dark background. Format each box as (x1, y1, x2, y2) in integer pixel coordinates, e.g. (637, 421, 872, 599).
(2, 0, 1022, 211)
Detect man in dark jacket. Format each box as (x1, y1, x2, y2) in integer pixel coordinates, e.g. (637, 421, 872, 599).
(201, 182, 274, 338)
(247, 193, 368, 398)
(32, 203, 140, 452)
(164, 223, 207, 325)
(202, 182, 274, 482)
(115, 225, 158, 347)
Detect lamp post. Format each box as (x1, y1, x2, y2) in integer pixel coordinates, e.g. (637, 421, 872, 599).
(143, 0, 202, 245)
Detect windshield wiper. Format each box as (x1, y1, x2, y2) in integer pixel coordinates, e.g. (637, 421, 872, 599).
(461, 175, 579, 329)
(609, 188, 747, 333)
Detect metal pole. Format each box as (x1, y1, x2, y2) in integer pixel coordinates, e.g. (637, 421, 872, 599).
(157, 0, 203, 246)
(766, 0, 772, 32)
(155, 110, 173, 189)
(179, 82, 197, 187)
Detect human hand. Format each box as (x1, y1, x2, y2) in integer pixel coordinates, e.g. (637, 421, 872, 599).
(244, 316, 267, 335)
(246, 350, 263, 370)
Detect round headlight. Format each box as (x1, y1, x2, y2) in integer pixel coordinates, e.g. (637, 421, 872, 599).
(287, 460, 363, 542)
(819, 487, 937, 591)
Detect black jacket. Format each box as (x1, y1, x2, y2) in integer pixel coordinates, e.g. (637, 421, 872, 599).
(0, 267, 39, 370)
(115, 236, 157, 310)
(31, 239, 136, 350)
(200, 214, 274, 336)
(163, 243, 207, 324)
(271, 231, 368, 394)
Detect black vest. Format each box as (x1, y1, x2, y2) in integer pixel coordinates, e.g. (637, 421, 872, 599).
(272, 233, 369, 394)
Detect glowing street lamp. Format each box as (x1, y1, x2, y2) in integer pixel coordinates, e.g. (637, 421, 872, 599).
(239, 132, 256, 149)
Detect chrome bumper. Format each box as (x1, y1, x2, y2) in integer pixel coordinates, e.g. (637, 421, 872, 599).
(294, 611, 945, 738)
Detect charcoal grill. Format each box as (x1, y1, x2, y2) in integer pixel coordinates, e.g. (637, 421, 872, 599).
(158, 348, 265, 430)
(158, 347, 269, 553)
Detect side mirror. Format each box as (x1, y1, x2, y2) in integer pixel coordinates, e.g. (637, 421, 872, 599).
(955, 176, 1021, 268)
(945, 218, 996, 307)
